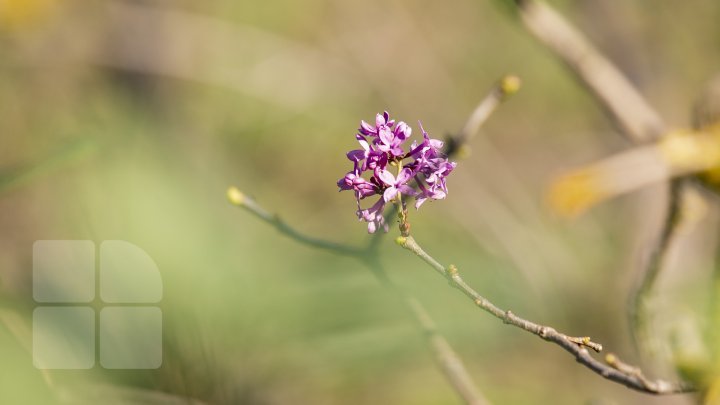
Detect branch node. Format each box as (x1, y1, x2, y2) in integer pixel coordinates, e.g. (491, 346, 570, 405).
(567, 336, 603, 352)
(503, 310, 514, 324)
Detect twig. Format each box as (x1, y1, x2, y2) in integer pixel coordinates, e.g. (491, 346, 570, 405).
(227, 74, 524, 403)
(404, 294, 490, 405)
(629, 180, 683, 351)
(446, 75, 521, 156)
(395, 234, 694, 394)
(507, 0, 700, 391)
(364, 258, 490, 405)
(372, 74, 522, 250)
(226, 187, 364, 257)
(227, 188, 490, 405)
(510, 0, 665, 143)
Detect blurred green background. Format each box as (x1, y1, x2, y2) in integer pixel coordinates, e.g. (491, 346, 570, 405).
(1, 0, 719, 403)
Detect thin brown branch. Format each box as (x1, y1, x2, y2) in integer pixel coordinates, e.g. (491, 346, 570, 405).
(227, 188, 491, 404)
(396, 234, 694, 394)
(506, 0, 701, 391)
(511, 0, 665, 143)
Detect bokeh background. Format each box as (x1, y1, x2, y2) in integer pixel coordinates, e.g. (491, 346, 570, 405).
(2, 0, 720, 403)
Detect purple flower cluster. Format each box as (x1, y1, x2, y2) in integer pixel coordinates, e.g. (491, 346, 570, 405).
(337, 111, 457, 233)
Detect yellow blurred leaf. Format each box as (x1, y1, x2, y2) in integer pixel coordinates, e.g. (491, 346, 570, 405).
(0, 0, 55, 29)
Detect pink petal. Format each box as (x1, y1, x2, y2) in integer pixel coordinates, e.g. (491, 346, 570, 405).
(376, 113, 386, 127)
(378, 127, 394, 145)
(383, 186, 399, 202)
(376, 169, 396, 186)
(347, 149, 365, 161)
(360, 121, 375, 134)
(367, 221, 377, 233)
(396, 168, 413, 184)
(395, 122, 411, 139)
(398, 185, 417, 196)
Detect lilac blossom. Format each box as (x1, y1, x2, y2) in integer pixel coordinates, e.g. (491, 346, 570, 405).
(338, 111, 456, 233)
(376, 167, 416, 202)
(356, 197, 388, 234)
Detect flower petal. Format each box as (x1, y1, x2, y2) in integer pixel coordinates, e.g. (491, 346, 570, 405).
(347, 149, 365, 162)
(396, 168, 413, 184)
(360, 120, 374, 135)
(429, 138, 444, 149)
(398, 185, 417, 196)
(378, 126, 394, 145)
(376, 113, 386, 127)
(383, 186, 399, 202)
(376, 169, 396, 186)
(395, 121, 411, 140)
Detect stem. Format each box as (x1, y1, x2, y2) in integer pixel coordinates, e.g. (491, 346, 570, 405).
(629, 180, 683, 352)
(228, 187, 490, 404)
(227, 187, 364, 257)
(395, 234, 694, 394)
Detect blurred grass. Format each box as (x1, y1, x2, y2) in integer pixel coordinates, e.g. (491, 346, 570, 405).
(1, 0, 720, 403)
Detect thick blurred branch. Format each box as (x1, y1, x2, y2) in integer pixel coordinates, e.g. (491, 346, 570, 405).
(396, 233, 694, 394)
(404, 294, 490, 405)
(509, 0, 665, 143)
(505, 2, 704, 392)
(96, 2, 357, 110)
(366, 258, 491, 405)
